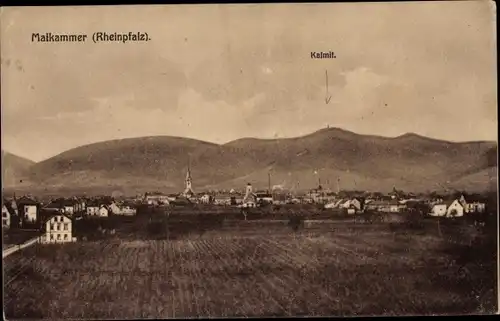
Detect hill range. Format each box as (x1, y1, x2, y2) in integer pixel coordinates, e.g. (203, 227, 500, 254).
(2, 151, 36, 188)
(2, 128, 497, 196)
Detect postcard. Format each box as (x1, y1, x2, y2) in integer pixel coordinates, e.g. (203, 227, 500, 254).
(1, 2, 498, 318)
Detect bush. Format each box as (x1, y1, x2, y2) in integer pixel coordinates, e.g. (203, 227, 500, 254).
(146, 219, 168, 239)
(288, 215, 304, 231)
(402, 212, 425, 230)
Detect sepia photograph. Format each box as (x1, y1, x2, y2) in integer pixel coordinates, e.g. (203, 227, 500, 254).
(1, 2, 498, 318)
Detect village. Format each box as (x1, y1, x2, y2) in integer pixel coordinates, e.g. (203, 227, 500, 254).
(2, 164, 493, 251)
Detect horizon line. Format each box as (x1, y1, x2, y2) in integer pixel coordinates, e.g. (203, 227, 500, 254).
(3, 126, 498, 163)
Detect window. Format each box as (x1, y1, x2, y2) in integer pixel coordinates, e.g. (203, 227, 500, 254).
(63, 223, 68, 230)
(64, 234, 68, 240)
(57, 234, 61, 240)
(60, 216, 64, 222)
(50, 234, 54, 240)
(50, 224, 55, 230)
(57, 224, 61, 231)
(2, 213, 7, 218)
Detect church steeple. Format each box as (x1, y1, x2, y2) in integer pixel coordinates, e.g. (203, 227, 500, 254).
(183, 157, 194, 197)
(186, 165, 192, 189)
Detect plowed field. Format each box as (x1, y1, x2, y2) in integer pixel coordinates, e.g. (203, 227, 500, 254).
(3, 222, 496, 318)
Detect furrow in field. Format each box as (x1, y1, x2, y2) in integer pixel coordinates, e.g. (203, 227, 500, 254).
(212, 237, 298, 316)
(186, 239, 202, 317)
(172, 241, 186, 317)
(191, 238, 216, 315)
(264, 236, 322, 269)
(331, 233, 415, 264)
(191, 239, 212, 317)
(152, 241, 170, 319)
(263, 262, 307, 314)
(328, 232, 431, 267)
(197, 237, 234, 317)
(165, 240, 177, 319)
(335, 231, 441, 260)
(133, 246, 141, 271)
(206, 237, 251, 317)
(238, 276, 263, 317)
(4, 255, 36, 287)
(176, 240, 195, 317)
(306, 235, 378, 264)
(252, 239, 303, 270)
(250, 271, 291, 316)
(280, 237, 338, 313)
(253, 237, 318, 271)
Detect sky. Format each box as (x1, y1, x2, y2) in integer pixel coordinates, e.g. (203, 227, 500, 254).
(1, 2, 497, 162)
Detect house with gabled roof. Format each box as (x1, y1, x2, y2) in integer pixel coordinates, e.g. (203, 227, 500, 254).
(86, 200, 100, 216)
(459, 194, 486, 213)
(445, 199, 464, 217)
(109, 201, 136, 215)
(2, 202, 11, 229)
(98, 205, 109, 217)
(41, 213, 76, 244)
(430, 203, 447, 217)
(16, 196, 39, 224)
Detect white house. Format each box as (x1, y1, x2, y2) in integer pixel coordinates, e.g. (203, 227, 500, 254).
(86, 200, 110, 216)
(17, 196, 38, 224)
(341, 198, 362, 211)
(2, 204, 11, 229)
(42, 214, 76, 244)
(99, 205, 109, 217)
(109, 203, 120, 214)
(64, 203, 76, 215)
(324, 201, 336, 209)
(119, 205, 136, 215)
(86, 205, 100, 216)
(365, 200, 402, 213)
(109, 202, 136, 215)
(466, 202, 486, 213)
(459, 195, 486, 213)
(199, 194, 211, 204)
(145, 192, 170, 205)
(430, 204, 447, 217)
(446, 200, 464, 217)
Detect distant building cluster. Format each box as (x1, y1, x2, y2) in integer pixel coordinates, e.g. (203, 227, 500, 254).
(1, 161, 491, 249)
(2, 194, 138, 244)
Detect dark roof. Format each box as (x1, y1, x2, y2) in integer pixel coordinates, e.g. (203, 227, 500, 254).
(464, 196, 486, 203)
(121, 201, 137, 208)
(405, 200, 425, 208)
(367, 200, 400, 206)
(86, 200, 100, 207)
(44, 201, 62, 209)
(45, 198, 79, 208)
(16, 196, 38, 205)
(145, 192, 168, 196)
(44, 213, 73, 223)
(444, 199, 463, 207)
